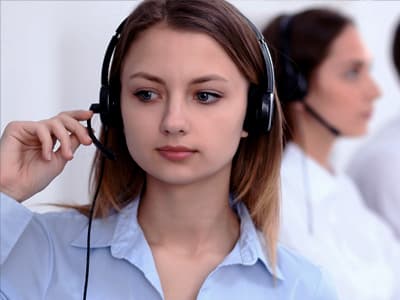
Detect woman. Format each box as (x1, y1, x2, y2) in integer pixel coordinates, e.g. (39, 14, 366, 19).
(0, 1, 336, 299)
(263, 8, 400, 300)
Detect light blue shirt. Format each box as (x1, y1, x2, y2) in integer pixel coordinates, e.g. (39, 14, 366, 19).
(0, 193, 337, 299)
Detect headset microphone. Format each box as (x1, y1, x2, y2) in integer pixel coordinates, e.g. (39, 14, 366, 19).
(303, 103, 340, 136)
(86, 115, 116, 160)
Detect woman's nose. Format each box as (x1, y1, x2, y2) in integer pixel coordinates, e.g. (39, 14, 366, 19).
(159, 98, 190, 135)
(365, 74, 382, 101)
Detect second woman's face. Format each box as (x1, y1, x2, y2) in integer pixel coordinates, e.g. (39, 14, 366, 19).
(305, 25, 381, 136)
(120, 23, 249, 187)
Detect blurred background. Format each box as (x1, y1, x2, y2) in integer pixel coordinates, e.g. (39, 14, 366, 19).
(1, 0, 399, 210)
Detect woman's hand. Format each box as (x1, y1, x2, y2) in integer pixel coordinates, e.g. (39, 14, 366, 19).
(0, 110, 94, 202)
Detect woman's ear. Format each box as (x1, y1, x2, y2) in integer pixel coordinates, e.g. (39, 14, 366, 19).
(241, 130, 248, 138)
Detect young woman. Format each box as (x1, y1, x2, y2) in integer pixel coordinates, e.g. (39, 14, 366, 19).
(0, 1, 337, 299)
(262, 8, 400, 300)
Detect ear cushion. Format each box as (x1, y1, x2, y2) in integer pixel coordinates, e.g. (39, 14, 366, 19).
(97, 85, 120, 128)
(296, 71, 308, 99)
(244, 84, 273, 134)
(277, 62, 308, 102)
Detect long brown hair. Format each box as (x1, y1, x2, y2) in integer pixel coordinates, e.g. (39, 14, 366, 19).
(81, 0, 283, 268)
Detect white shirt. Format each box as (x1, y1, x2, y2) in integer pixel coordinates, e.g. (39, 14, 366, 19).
(280, 142, 400, 300)
(347, 116, 400, 240)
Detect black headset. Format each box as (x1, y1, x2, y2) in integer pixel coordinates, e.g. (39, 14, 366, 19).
(278, 14, 339, 136)
(87, 16, 276, 161)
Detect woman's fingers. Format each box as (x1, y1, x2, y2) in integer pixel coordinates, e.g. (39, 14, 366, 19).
(22, 110, 94, 157)
(34, 122, 56, 161)
(49, 120, 74, 159)
(45, 110, 94, 160)
(56, 111, 93, 145)
(62, 109, 94, 121)
(19, 110, 93, 161)
(0, 110, 96, 201)
(53, 133, 82, 161)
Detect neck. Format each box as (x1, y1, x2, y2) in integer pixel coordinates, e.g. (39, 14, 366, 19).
(138, 171, 240, 255)
(292, 110, 336, 171)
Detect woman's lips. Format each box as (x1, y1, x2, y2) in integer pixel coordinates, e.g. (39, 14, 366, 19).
(157, 146, 197, 161)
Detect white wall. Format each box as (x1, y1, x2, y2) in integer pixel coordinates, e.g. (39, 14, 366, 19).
(1, 1, 399, 211)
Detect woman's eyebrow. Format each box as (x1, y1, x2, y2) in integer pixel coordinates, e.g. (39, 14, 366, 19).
(128, 72, 228, 85)
(129, 72, 165, 84)
(189, 75, 229, 84)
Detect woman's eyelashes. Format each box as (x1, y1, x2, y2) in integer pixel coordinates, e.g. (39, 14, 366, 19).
(132, 89, 223, 104)
(134, 90, 158, 102)
(343, 68, 361, 80)
(342, 62, 366, 80)
(195, 91, 222, 104)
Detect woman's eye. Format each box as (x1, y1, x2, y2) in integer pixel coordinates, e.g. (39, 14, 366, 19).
(347, 70, 358, 78)
(344, 68, 360, 80)
(134, 90, 157, 102)
(196, 91, 221, 104)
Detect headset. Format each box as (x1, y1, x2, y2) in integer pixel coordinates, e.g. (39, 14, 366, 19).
(278, 14, 340, 136)
(83, 13, 275, 300)
(87, 16, 276, 163)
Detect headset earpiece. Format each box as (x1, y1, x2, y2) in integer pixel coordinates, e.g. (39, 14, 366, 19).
(242, 15, 275, 134)
(245, 83, 274, 134)
(259, 87, 274, 132)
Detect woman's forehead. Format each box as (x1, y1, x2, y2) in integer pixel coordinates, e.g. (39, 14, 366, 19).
(325, 25, 371, 66)
(121, 24, 246, 83)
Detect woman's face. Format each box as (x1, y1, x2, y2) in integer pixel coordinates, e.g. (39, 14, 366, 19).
(305, 25, 381, 136)
(120, 23, 249, 187)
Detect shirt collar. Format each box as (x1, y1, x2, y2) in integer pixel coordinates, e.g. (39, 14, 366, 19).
(230, 197, 284, 280)
(70, 210, 118, 248)
(71, 195, 284, 281)
(70, 199, 141, 250)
